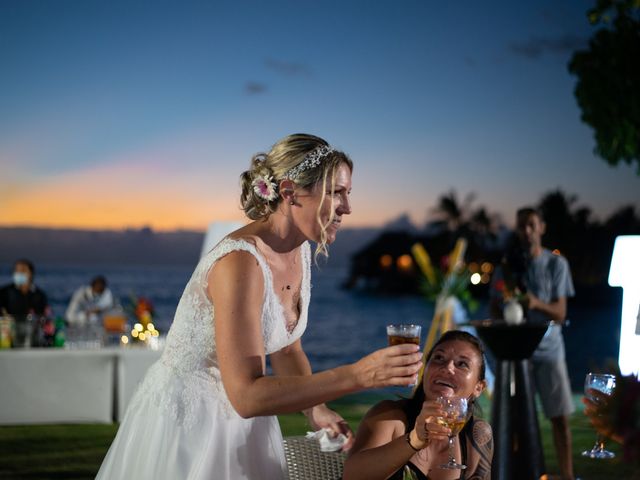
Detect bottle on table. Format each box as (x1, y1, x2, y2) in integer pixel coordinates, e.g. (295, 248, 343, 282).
(54, 316, 66, 348)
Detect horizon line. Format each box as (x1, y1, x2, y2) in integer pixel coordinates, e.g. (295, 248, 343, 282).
(0, 222, 394, 233)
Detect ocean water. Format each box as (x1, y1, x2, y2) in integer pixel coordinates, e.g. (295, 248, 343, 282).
(0, 262, 431, 365)
(0, 262, 622, 391)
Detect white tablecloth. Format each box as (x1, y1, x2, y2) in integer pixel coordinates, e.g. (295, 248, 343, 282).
(115, 348, 161, 422)
(0, 347, 162, 425)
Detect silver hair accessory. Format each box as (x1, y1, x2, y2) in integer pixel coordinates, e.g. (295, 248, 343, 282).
(285, 145, 335, 180)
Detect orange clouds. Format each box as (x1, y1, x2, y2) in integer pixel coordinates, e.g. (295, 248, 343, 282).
(1, 143, 394, 231)
(0, 156, 245, 231)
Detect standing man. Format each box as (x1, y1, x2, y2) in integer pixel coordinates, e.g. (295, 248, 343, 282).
(0, 258, 48, 317)
(496, 207, 576, 480)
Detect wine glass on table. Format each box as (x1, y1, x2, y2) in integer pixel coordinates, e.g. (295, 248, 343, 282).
(436, 396, 469, 470)
(582, 372, 617, 459)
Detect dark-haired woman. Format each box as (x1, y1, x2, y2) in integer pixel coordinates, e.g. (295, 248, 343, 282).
(343, 330, 493, 480)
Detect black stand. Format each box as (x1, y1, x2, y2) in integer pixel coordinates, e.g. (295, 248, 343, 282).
(473, 321, 548, 480)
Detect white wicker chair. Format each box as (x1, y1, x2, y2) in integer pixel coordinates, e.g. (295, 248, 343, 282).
(283, 436, 347, 480)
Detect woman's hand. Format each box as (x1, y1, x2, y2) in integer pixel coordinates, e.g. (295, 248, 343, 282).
(352, 344, 423, 389)
(409, 400, 451, 451)
(304, 404, 355, 451)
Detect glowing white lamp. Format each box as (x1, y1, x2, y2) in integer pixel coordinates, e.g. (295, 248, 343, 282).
(200, 221, 244, 259)
(608, 235, 640, 378)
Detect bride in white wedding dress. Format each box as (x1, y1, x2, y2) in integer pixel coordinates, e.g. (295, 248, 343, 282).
(95, 134, 423, 480)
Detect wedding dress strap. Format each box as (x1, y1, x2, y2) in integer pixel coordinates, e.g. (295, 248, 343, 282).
(199, 237, 274, 299)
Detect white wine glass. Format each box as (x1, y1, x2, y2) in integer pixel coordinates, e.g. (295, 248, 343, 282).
(582, 372, 616, 459)
(436, 396, 469, 470)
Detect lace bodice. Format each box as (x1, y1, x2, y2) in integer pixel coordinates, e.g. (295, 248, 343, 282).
(163, 237, 310, 369)
(130, 238, 311, 425)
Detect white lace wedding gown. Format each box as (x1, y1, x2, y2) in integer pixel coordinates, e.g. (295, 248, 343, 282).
(96, 238, 310, 480)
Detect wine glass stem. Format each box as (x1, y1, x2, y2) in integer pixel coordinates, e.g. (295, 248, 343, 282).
(448, 435, 455, 463)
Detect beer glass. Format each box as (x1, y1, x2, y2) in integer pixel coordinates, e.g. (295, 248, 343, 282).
(386, 324, 421, 347)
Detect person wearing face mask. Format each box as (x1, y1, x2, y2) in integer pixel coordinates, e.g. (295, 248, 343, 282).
(0, 259, 48, 318)
(65, 275, 115, 327)
(343, 330, 493, 480)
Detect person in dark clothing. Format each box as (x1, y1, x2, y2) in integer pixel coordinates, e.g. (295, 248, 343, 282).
(0, 259, 48, 317)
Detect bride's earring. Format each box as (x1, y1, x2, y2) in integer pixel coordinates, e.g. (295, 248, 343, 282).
(280, 183, 295, 206)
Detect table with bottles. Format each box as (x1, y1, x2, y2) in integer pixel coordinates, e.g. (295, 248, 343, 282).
(0, 315, 162, 424)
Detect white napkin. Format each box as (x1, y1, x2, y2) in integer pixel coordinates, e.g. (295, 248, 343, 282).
(305, 428, 347, 452)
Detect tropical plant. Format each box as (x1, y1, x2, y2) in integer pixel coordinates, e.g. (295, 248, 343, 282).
(411, 240, 479, 314)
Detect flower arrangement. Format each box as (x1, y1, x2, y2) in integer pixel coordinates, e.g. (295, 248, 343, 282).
(411, 239, 478, 313)
(493, 263, 529, 314)
(133, 296, 154, 327)
(125, 295, 160, 344)
(410, 238, 479, 394)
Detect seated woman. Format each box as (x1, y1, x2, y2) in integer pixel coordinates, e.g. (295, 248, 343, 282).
(343, 330, 493, 480)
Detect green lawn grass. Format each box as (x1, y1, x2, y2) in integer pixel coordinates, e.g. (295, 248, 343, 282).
(0, 393, 635, 479)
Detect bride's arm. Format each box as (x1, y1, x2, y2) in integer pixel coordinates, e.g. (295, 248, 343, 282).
(209, 250, 422, 419)
(271, 340, 355, 449)
(269, 340, 312, 376)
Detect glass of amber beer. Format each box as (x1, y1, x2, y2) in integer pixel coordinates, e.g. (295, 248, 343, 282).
(386, 324, 422, 347)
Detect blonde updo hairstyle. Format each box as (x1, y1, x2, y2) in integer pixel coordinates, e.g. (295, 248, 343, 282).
(240, 133, 353, 260)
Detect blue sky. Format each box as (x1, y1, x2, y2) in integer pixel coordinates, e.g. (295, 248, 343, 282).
(1, 0, 638, 230)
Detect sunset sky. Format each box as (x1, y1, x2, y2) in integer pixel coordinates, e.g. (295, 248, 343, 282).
(1, 0, 638, 232)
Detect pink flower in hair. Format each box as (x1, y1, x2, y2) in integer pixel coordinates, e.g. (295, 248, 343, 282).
(251, 174, 278, 202)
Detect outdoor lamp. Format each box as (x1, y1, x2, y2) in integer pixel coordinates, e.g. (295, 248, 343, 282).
(608, 235, 640, 379)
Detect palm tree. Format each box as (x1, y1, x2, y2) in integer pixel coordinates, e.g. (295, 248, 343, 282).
(537, 189, 640, 285)
(429, 190, 477, 232)
(537, 190, 578, 254)
(425, 190, 505, 264)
